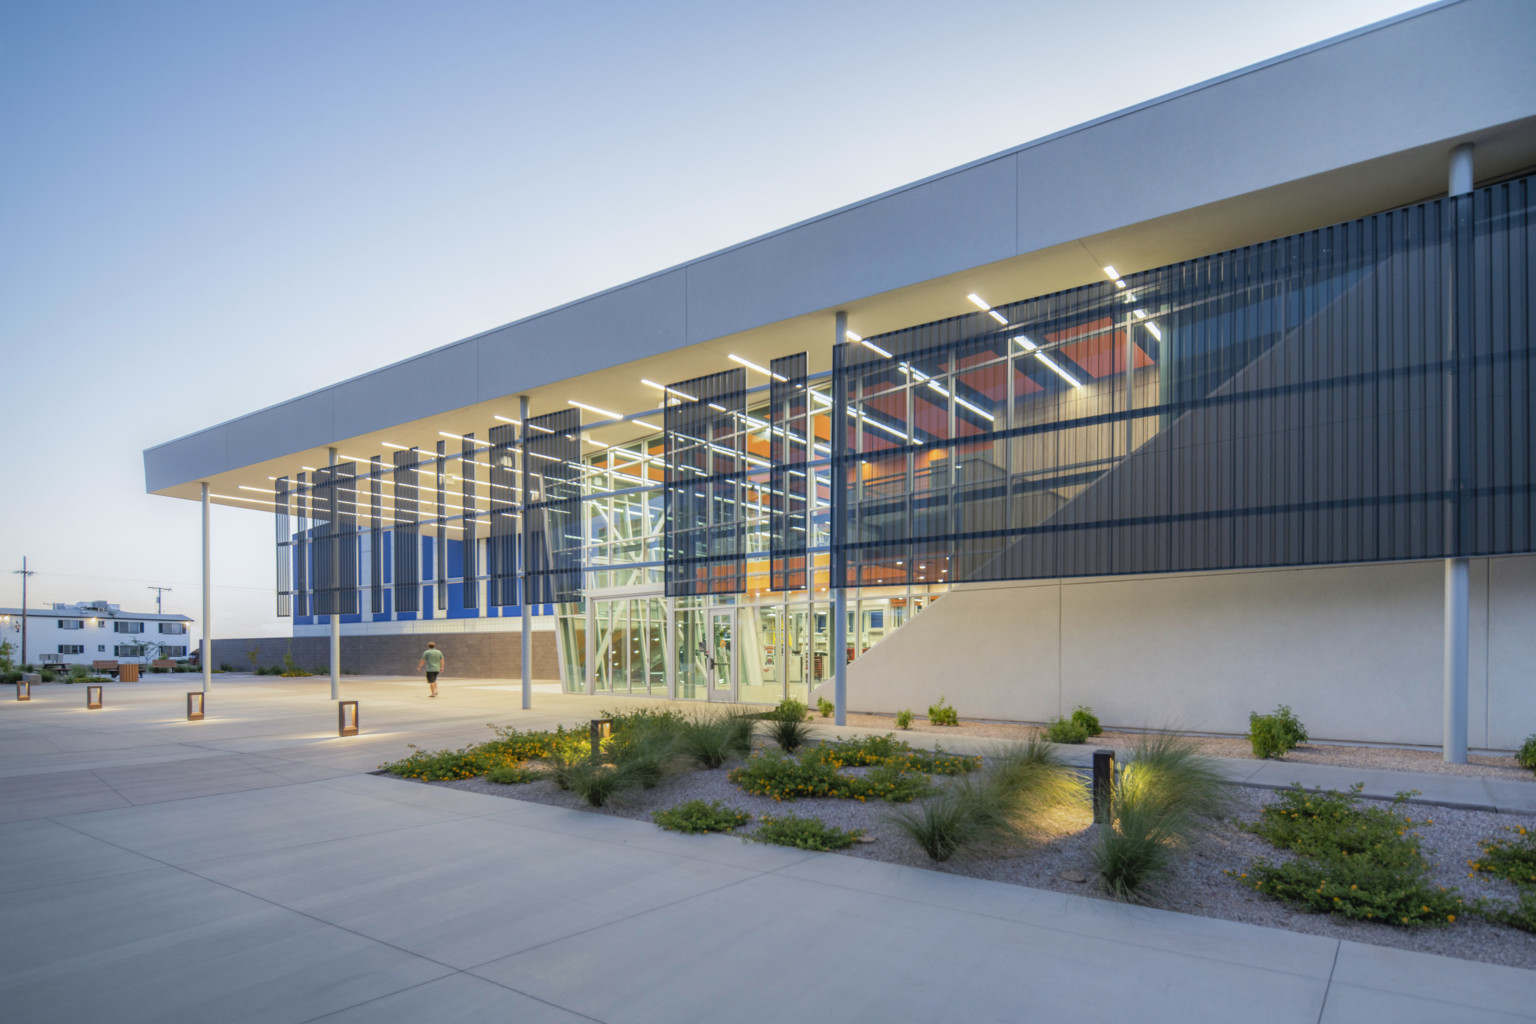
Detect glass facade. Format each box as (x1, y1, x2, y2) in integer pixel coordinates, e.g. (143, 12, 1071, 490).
(275, 173, 1536, 701)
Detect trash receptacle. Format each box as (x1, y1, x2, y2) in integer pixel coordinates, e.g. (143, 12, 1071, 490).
(120, 663, 140, 682)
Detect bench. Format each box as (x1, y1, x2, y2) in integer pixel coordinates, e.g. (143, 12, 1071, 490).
(93, 660, 119, 675)
(151, 660, 177, 670)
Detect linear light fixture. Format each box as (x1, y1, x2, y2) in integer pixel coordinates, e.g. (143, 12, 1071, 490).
(1144, 322, 1163, 341)
(862, 338, 893, 358)
(641, 378, 700, 401)
(381, 442, 409, 450)
(1014, 335, 1084, 389)
(493, 414, 521, 425)
(568, 399, 621, 420)
(728, 354, 787, 382)
(844, 330, 862, 342)
(438, 431, 491, 446)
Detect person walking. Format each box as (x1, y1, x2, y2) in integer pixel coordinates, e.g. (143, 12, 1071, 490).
(417, 642, 445, 697)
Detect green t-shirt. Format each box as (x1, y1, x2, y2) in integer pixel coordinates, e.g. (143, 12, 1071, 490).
(422, 649, 443, 672)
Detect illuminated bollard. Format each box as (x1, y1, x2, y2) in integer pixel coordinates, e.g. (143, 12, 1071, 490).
(1092, 748, 1115, 824)
(337, 701, 359, 737)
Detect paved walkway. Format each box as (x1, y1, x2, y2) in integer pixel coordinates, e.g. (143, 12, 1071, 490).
(2, 676, 1532, 1023)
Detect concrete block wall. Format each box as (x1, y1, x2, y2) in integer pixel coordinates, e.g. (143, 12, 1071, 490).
(211, 632, 560, 680)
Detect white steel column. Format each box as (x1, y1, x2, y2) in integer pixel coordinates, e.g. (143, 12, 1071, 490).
(1444, 142, 1473, 762)
(520, 395, 532, 710)
(328, 447, 341, 701)
(201, 483, 212, 693)
(833, 311, 848, 726)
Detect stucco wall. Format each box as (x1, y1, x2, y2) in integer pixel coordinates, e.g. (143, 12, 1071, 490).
(211, 632, 559, 680)
(835, 555, 1536, 751)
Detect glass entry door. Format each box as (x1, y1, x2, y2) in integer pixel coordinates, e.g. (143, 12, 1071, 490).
(705, 608, 736, 701)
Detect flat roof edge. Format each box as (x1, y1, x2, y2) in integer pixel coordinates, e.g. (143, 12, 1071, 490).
(142, 0, 1456, 457)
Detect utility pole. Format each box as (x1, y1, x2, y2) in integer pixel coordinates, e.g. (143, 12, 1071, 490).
(147, 585, 171, 614)
(12, 557, 36, 667)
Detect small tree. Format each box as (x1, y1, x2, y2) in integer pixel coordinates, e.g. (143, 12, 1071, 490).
(246, 646, 259, 673)
(0, 639, 13, 675)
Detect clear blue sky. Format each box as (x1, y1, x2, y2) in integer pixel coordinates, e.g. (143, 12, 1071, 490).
(0, 0, 1426, 637)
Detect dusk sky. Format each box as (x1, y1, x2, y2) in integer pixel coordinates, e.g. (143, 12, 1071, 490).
(1, 0, 1425, 638)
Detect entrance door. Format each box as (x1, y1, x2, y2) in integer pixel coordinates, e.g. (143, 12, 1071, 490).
(705, 608, 736, 702)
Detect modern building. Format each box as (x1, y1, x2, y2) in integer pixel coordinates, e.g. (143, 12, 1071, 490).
(144, 0, 1536, 751)
(1, 601, 194, 668)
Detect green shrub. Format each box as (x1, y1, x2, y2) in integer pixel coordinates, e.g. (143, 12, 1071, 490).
(1243, 856, 1463, 926)
(382, 723, 589, 781)
(893, 738, 1082, 862)
(772, 698, 808, 722)
(39, 671, 56, 683)
(485, 765, 539, 784)
(652, 799, 752, 834)
(1248, 704, 1309, 759)
(1240, 783, 1464, 926)
(728, 749, 933, 803)
(218, 664, 235, 672)
(1045, 717, 1090, 744)
(150, 666, 169, 673)
(752, 814, 863, 851)
(1095, 733, 1232, 899)
(816, 696, 835, 718)
(927, 696, 959, 726)
(1480, 887, 1536, 933)
(1070, 705, 1103, 737)
(1517, 735, 1536, 772)
(807, 734, 978, 775)
(69, 664, 89, 680)
(1469, 825, 1536, 888)
(895, 708, 913, 730)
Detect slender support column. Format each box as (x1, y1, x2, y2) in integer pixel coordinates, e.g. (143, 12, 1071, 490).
(832, 311, 848, 727)
(1443, 142, 1473, 763)
(201, 484, 212, 693)
(520, 395, 532, 710)
(664, 597, 677, 701)
(329, 447, 341, 701)
(1444, 558, 1469, 762)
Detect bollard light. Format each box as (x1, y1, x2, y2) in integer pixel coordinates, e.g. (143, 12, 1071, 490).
(187, 692, 205, 721)
(337, 700, 359, 737)
(1092, 748, 1115, 823)
(86, 685, 103, 710)
(16, 680, 30, 701)
(590, 718, 613, 753)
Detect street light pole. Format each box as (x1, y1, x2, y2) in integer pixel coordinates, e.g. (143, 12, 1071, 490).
(13, 557, 36, 667)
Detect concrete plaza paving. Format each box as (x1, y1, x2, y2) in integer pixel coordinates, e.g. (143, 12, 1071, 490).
(1, 675, 1532, 1022)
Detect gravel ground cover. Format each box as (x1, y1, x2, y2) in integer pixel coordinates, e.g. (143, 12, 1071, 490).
(839, 713, 1532, 780)
(417, 737, 1536, 969)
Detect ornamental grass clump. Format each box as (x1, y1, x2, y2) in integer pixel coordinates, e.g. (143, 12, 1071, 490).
(1094, 733, 1232, 899)
(554, 758, 642, 807)
(1238, 783, 1464, 926)
(767, 698, 813, 752)
(675, 710, 755, 769)
(892, 738, 1083, 862)
(652, 799, 752, 834)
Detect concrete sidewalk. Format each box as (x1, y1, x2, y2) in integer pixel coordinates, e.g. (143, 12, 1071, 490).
(2, 677, 1533, 1023)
